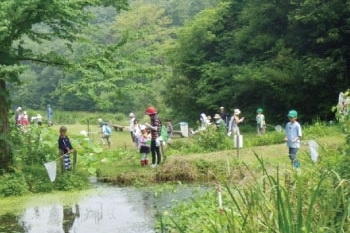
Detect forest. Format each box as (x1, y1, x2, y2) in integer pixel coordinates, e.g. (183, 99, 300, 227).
(1, 0, 350, 169)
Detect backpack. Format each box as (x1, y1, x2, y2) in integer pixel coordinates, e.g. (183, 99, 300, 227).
(105, 125, 112, 134)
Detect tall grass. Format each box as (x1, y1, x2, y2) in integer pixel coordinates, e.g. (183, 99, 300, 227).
(159, 153, 350, 233)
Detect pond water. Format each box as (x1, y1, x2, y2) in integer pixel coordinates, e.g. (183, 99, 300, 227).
(0, 183, 207, 233)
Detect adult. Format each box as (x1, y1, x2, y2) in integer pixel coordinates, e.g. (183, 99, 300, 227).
(15, 106, 22, 126)
(129, 112, 136, 143)
(228, 109, 244, 136)
(219, 106, 229, 126)
(213, 114, 226, 130)
(47, 104, 53, 126)
(144, 106, 162, 168)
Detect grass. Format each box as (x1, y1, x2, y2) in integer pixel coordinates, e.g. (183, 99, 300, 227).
(47, 122, 344, 187)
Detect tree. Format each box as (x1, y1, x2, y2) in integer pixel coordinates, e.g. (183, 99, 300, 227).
(166, 0, 350, 123)
(0, 0, 128, 172)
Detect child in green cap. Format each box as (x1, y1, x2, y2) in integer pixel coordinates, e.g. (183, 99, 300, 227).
(284, 110, 302, 168)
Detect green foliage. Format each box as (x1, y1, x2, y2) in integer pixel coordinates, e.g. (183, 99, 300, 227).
(320, 90, 350, 179)
(54, 172, 89, 191)
(160, 155, 350, 232)
(193, 126, 231, 151)
(0, 173, 29, 197)
(21, 165, 55, 193)
(12, 126, 58, 165)
(165, 0, 347, 123)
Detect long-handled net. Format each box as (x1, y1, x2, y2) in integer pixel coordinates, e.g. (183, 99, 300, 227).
(43, 155, 63, 182)
(266, 124, 283, 132)
(44, 161, 57, 182)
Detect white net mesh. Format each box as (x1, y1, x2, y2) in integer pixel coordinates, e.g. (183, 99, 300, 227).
(44, 161, 57, 182)
(308, 140, 319, 163)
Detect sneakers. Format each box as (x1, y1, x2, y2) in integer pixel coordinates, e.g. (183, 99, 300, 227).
(150, 164, 157, 168)
(292, 160, 300, 168)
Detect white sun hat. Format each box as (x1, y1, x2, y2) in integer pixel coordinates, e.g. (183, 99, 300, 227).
(234, 109, 241, 115)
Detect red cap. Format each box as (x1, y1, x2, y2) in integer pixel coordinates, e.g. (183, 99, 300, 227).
(145, 107, 157, 115)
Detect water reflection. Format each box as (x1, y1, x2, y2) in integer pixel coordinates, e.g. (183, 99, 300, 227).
(17, 187, 156, 233)
(1, 184, 205, 233)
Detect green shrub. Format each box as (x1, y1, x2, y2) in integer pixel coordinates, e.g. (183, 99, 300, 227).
(0, 173, 29, 197)
(160, 155, 350, 232)
(54, 172, 90, 191)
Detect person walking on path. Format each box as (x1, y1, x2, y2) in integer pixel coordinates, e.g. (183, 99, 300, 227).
(284, 110, 302, 168)
(227, 109, 244, 136)
(256, 108, 266, 135)
(144, 106, 162, 168)
(138, 125, 151, 166)
(101, 122, 112, 148)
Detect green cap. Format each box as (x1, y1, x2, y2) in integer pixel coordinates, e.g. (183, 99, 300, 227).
(257, 108, 263, 113)
(287, 110, 298, 118)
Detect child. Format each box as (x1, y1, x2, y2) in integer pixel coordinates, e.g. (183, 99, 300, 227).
(284, 110, 302, 168)
(132, 119, 141, 147)
(58, 126, 76, 171)
(97, 118, 105, 133)
(166, 119, 173, 139)
(101, 122, 111, 148)
(138, 125, 151, 166)
(256, 108, 266, 135)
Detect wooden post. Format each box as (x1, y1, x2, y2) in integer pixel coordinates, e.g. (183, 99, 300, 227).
(236, 134, 240, 158)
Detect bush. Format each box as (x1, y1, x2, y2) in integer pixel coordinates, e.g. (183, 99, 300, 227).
(0, 173, 29, 197)
(54, 172, 90, 191)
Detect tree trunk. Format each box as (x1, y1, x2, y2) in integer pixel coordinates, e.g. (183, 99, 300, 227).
(0, 79, 12, 172)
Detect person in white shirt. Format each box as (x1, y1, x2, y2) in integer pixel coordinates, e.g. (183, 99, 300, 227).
(129, 112, 136, 143)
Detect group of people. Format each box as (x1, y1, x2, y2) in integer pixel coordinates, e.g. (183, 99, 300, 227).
(199, 106, 269, 136)
(96, 107, 169, 168)
(198, 107, 247, 135)
(201, 106, 302, 168)
(59, 104, 302, 174)
(14, 104, 53, 127)
(128, 108, 171, 168)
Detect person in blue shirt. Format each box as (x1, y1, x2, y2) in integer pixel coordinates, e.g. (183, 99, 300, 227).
(284, 110, 302, 168)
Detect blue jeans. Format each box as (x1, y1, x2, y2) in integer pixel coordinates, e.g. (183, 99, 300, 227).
(288, 147, 298, 162)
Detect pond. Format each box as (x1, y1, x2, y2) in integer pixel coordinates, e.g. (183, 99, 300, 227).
(0, 182, 208, 233)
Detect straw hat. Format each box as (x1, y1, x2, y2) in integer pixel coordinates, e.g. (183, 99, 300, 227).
(234, 109, 241, 115)
(213, 114, 221, 119)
